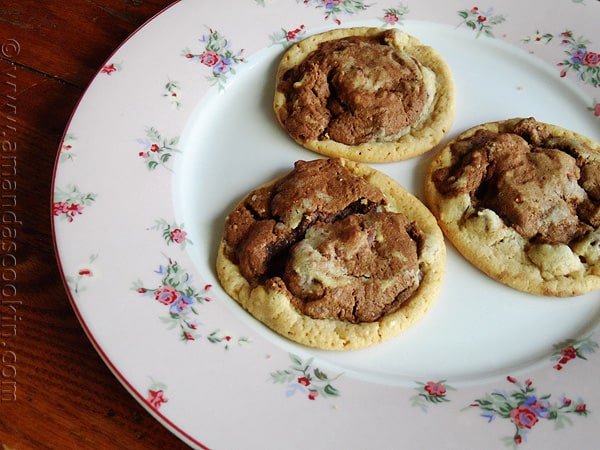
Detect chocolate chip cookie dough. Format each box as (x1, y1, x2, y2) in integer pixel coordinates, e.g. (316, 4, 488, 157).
(273, 27, 455, 163)
(217, 158, 446, 350)
(425, 117, 600, 296)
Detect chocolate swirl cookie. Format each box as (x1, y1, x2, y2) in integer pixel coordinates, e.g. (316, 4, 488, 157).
(273, 27, 455, 162)
(425, 117, 600, 296)
(217, 158, 446, 350)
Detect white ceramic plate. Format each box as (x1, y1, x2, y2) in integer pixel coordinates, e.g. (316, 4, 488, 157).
(53, 1, 600, 448)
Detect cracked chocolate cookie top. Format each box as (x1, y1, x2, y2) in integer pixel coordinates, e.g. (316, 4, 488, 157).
(217, 158, 445, 350)
(273, 27, 455, 163)
(425, 117, 600, 297)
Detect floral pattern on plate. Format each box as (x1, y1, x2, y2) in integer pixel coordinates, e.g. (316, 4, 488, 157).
(132, 260, 252, 346)
(65, 254, 99, 295)
(457, 6, 506, 38)
(101, 61, 122, 75)
(58, 133, 76, 162)
(411, 380, 455, 411)
(301, 0, 371, 25)
(148, 218, 193, 249)
(524, 30, 600, 88)
(381, 3, 410, 27)
(162, 79, 182, 110)
(53, 185, 97, 222)
(132, 259, 212, 341)
(52, 1, 600, 448)
(207, 330, 252, 350)
(270, 24, 307, 47)
(183, 28, 245, 88)
(469, 376, 589, 447)
(522, 28, 600, 116)
(147, 379, 169, 410)
(270, 354, 341, 401)
(136, 127, 180, 171)
(551, 335, 599, 370)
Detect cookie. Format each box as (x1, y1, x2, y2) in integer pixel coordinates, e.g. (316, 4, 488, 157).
(425, 117, 600, 296)
(217, 158, 446, 350)
(273, 27, 455, 163)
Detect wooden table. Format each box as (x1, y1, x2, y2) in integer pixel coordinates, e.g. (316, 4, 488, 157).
(0, 1, 192, 448)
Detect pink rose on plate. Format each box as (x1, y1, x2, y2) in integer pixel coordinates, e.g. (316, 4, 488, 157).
(199, 51, 219, 67)
(510, 405, 539, 429)
(383, 13, 398, 25)
(583, 51, 600, 67)
(53, 201, 68, 216)
(424, 381, 446, 397)
(170, 228, 187, 244)
(286, 25, 305, 41)
(154, 285, 180, 305)
(148, 389, 168, 409)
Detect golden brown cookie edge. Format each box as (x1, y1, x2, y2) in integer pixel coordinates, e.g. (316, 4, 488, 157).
(216, 158, 446, 350)
(424, 118, 600, 297)
(273, 27, 456, 163)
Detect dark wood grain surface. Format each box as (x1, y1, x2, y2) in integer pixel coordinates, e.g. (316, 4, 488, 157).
(0, 1, 193, 448)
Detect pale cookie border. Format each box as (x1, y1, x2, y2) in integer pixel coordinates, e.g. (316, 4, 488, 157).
(217, 158, 446, 350)
(424, 118, 600, 297)
(273, 27, 456, 163)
